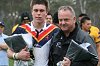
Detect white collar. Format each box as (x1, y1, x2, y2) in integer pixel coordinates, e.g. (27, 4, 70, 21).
(30, 21, 47, 31)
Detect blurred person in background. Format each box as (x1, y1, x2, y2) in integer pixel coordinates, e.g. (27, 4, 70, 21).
(0, 21, 9, 66)
(78, 13, 88, 21)
(46, 12, 53, 24)
(12, 12, 31, 66)
(52, 11, 59, 26)
(12, 12, 31, 33)
(80, 16, 100, 66)
(77, 13, 88, 27)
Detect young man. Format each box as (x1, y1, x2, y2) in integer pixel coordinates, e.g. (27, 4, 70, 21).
(80, 16, 100, 66)
(0, 22, 9, 66)
(11, 12, 31, 66)
(12, 12, 31, 33)
(78, 13, 88, 21)
(78, 13, 88, 27)
(46, 12, 53, 24)
(52, 11, 59, 26)
(49, 6, 98, 66)
(7, 0, 59, 66)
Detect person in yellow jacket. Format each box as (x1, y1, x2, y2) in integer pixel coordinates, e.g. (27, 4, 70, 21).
(80, 16, 100, 66)
(90, 26, 100, 43)
(12, 24, 19, 33)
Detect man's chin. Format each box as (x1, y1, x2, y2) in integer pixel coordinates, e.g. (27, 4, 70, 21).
(62, 29, 68, 32)
(61, 28, 67, 31)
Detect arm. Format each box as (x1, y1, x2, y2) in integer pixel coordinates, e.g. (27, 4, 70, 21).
(9, 25, 31, 60)
(96, 42, 100, 66)
(7, 46, 30, 61)
(0, 43, 8, 50)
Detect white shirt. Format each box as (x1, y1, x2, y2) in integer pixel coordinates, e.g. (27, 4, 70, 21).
(14, 22, 57, 66)
(28, 22, 51, 66)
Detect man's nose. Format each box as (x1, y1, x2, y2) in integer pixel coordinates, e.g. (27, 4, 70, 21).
(37, 11, 41, 15)
(61, 20, 66, 24)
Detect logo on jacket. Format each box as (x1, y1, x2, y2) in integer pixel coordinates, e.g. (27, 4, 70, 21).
(56, 42, 61, 48)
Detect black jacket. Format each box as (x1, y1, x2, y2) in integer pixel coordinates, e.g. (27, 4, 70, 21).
(49, 24, 98, 66)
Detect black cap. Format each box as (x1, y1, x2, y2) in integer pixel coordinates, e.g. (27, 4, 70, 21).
(0, 22, 5, 27)
(53, 12, 59, 24)
(21, 12, 30, 22)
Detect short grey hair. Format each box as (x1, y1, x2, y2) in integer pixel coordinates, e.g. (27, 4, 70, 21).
(58, 6, 75, 17)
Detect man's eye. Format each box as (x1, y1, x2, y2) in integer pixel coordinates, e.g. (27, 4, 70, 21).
(0, 26, 4, 28)
(34, 9, 45, 12)
(59, 19, 63, 22)
(40, 9, 45, 12)
(64, 19, 68, 21)
(34, 9, 38, 12)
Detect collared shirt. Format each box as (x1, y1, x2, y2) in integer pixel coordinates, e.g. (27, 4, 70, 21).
(13, 22, 59, 66)
(30, 22, 46, 31)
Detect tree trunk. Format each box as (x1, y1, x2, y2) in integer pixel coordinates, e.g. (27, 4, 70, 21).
(79, 0, 86, 13)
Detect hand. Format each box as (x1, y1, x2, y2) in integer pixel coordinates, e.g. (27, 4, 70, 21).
(17, 46, 30, 61)
(62, 57, 71, 66)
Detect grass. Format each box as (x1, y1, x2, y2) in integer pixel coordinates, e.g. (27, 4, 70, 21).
(9, 59, 14, 66)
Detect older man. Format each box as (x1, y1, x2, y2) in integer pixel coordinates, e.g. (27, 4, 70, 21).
(49, 6, 98, 66)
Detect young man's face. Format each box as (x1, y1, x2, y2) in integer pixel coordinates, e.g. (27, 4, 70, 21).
(0, 25, 4, 34)
(82, 20, 92, 32)
(22, 20, 30, 24)
(31, 4, 47, 23)
(58, 10, 76, 32)
(46, 15, 52, 24)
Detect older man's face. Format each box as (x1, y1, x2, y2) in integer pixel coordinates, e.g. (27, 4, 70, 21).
(58, 10, 76, 32)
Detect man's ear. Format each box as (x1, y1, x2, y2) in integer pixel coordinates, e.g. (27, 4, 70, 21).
(73, 17, 76, 23)
(45, 12, 48, 19)
(46, 12, 48, 16)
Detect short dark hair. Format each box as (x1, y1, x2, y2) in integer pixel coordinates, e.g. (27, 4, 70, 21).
(47, 12, 52, 16)
(53, 12, 59, 24)
(80, 16, 91, 27)
(79, 13, 88, 17)
(30, 0, 49, 11)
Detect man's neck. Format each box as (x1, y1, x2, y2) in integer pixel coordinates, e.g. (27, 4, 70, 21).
(32, 21, 45, 29)
(82, 29, 88, 32)
(64, 25, 75, 37)
(64, 32, 70, 37)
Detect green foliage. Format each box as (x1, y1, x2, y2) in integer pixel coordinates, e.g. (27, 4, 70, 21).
(49, 0, 72, 14)
(0, 0, 100, 35)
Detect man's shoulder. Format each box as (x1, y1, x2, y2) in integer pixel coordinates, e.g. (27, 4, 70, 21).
(77, 28, 89, 36)
(46, 24, 60, 32)
(12, 25, 27, 34)
(76, 29, 91, 43)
